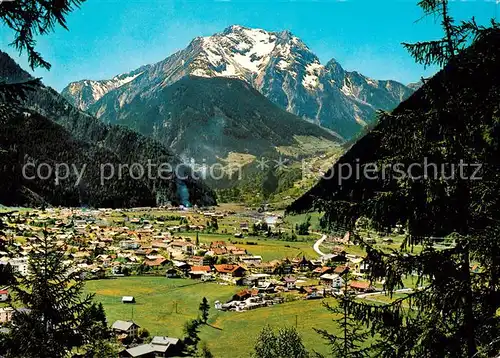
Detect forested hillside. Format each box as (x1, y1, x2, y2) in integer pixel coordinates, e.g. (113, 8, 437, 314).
(0, 52, 216, 207)
(287, 21, 500, 358)
(0, 104, 157, 207)
(288, 30, 500, 235)
(88, 76, 341, 163)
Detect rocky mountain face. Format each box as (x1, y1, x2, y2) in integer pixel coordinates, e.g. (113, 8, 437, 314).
(60, 65, 150, 111)
(0, 51, 216, 208)
(407, 80, 424, 91)
(62, 25, 415, 138)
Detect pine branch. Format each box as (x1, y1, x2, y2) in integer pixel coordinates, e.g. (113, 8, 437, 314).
(0, 0, 86, 70)
(402, 40, 450, 68)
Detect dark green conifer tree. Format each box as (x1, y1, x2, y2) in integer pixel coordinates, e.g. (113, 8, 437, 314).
(305, 2, 500, 357)
(182, 318, 201, 355)
(0, 232, 112, 357)
(199, 297, 210, 324)
(253, 325, 309, 358)
(199, 341, 214, 358)
(315, 274, 369, 358)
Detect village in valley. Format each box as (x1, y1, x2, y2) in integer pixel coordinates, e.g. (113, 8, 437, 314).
(0, 204, 418, 357)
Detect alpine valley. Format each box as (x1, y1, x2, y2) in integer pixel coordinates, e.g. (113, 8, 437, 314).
(0, 26, 417, 208)
(3, 1, 500, 357)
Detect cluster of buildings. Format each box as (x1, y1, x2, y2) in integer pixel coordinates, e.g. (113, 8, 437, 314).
(111, 320, 181, 358)
(0, 206, 373, 286)
(0, 207, 378, 355)
(215, 262, 374, 312)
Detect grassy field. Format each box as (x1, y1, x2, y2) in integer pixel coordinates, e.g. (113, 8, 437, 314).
(233, 240, 317, 261)
(84, 277, 239, 337)
(276, 135, 339, 157)
(182, 232, 319, 261)
(283, 212, 323, 231)
(0, 207, 31, 213)
(359, 292, 409, 305)
(200, 298, 336, 357)
(85, 277, 338, 357)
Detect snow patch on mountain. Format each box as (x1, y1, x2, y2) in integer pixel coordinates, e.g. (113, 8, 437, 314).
(302, 62, 323, 90)
(277, 60, 290, 70)
(341, 82, 354, 97)
(366, 78, 379, 87)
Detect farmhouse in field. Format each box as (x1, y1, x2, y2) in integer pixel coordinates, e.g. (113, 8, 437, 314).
(0, 307, 14, 323)
(214, 264, 246, 282)
(119, 344, 156, 358)
(120, 240, 140, 250)
(333, 265, 349, 276)
(232, 288, 259, 302)
(350, 281, 374, 293)
(320, 273, 345, 289)
(313, 266, 334, 276)
(144, 257, 168, 268)
(169, 240, 194, 254)
(282, 276, 297, 289)
(189, 265, 212, 279)
(122, 296, 136, 304)
(0, 289, 9, 302)
(112, 320, 140, 339)
(240, 255, 262, 265)
(119, 336, 180, 358)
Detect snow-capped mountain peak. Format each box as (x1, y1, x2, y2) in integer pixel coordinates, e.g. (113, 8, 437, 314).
(61, 25, 415, 138)
(184, 25, 319, 83)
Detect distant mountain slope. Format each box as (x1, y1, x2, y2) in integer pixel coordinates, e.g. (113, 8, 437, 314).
(60, 65, 150, 111)
(286, 29, 500, 236)
(62, 25, 414, 138)
(0, 51, 216, 207)
(89, 75, 341, 163)
(0, 104, 154, 207)
(407, 80, 424, 91)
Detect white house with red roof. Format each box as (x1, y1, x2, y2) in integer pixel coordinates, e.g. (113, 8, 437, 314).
(0, 289, 9, 302)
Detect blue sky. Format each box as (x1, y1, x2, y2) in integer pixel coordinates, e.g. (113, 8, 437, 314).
(0, 0, 498, 91)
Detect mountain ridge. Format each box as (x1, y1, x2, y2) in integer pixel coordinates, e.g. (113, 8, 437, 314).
(88, 75, 342, 164)
(61, 25, 415, 138)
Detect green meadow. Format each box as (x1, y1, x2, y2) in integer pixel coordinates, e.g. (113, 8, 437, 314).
(84, 277, 338, 357)
(182, 232, 319, 261)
